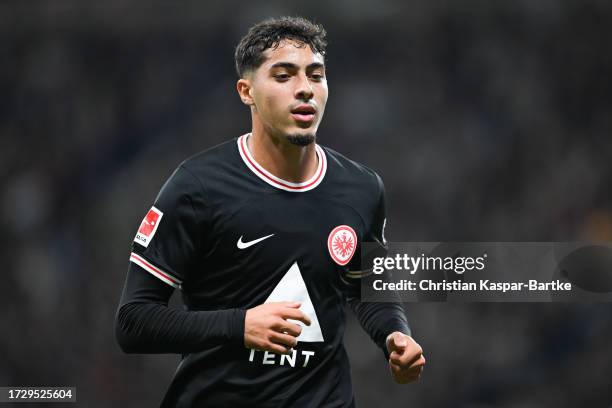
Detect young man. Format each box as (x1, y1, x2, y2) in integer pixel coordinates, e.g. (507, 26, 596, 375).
(116, 16, 425, 407)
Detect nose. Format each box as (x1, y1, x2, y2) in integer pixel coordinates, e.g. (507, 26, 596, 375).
(294, 73, 313, 100)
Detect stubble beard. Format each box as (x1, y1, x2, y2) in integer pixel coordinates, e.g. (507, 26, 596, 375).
(286, 133, 316, 146)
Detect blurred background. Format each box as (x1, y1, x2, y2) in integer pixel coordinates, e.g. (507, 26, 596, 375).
(2, 1, 612, 406)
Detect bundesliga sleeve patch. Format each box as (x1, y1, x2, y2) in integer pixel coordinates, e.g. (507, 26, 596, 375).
(134, 206, 163, 248)
(327, 225, 357, 266)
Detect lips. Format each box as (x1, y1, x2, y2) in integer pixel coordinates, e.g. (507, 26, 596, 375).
(291, 104, 316, 123)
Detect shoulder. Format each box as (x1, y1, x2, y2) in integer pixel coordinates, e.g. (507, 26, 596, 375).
(320, 145, 384, 197)
(180, 137, 239, 173)
(178, 137, 242, 189)
(155, 137, 240, 202)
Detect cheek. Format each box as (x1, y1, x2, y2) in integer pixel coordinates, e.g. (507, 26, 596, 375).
(261, 91, 288, 118)
(317, 84, 329, 106)
(252, 83, 276, 114)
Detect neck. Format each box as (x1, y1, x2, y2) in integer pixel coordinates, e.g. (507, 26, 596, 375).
(248, 127, 318, 184)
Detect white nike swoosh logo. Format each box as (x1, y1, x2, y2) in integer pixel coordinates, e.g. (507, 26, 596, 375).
(237, 234, 275, 249)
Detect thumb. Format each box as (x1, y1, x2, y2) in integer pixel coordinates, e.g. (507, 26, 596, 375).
(387, 332, 407, 352)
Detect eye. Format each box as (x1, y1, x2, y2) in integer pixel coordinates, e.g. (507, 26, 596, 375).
(274, 74, 290, 81)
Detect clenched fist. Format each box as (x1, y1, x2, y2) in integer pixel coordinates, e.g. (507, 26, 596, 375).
(244, 302, 311, 355)
(386, 332, 425, 384)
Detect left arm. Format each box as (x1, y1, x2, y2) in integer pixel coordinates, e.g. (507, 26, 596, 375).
(346, 296, 410, 358)
(345, 174, 425, 383)
(346, 278, 425, 384)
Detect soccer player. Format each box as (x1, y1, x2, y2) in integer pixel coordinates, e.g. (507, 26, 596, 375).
(115, 16, 425, 407)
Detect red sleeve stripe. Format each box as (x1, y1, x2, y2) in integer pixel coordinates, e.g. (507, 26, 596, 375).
(129, 252, 182, 289)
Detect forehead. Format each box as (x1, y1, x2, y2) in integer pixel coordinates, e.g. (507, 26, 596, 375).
(260, 40, 325, 69)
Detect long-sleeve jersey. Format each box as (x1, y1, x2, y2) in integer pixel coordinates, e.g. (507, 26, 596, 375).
(115, 134, 410, 407)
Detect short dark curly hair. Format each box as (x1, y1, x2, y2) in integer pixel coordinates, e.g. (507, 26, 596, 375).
(234, 16, 327, 78)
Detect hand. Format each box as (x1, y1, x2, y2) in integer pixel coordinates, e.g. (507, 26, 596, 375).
(386, 332, 425, 384)
(244, 302, 311, 354)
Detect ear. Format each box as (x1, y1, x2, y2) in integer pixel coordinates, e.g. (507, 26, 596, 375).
(236, 78, 254, 106)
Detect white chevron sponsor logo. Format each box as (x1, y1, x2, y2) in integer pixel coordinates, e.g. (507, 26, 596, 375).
(264, 262, 324, 342)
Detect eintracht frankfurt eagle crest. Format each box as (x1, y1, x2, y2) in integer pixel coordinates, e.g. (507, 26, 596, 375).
(327, 225, 357, 266)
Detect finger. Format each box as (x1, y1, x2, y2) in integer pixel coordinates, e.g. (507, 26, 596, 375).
(392, 356, 425, 375)
(389, 350, 403, 366)
(280, 308, 312, 326)
(392, 339, 422, 365)
(401, 361, 424, 375)
(395, 351, 422, 368)
(269, 331, 298, 348)
(408, 355, 426, 370)
(392, 350, 425, 371)
(266, 342, 292, 355)
(273, 320, 302, 337)
(390, 346, 421, 366)
(280, 308, 311, 325)
(271, 301, 301, 308)
(389, 360, 405, 371)
(389, 361, 422, 383)
(402, 349, 423, 367)
(389, 361, 413, 382)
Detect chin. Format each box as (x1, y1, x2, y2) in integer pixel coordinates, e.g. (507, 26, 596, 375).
(286, 132, 316, 146)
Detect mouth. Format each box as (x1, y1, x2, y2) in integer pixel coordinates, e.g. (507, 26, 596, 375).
(290, 104, 316, 123)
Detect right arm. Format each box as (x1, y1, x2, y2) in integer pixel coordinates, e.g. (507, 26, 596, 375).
(115, 164, 309, 355)
(115, 263, 310, 354)
(114, 263, 246, 354)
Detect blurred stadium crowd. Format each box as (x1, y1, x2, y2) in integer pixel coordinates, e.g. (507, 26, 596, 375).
(2, 1, 611, 406)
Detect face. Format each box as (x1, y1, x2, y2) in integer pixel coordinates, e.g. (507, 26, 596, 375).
(238, 40, 328, 145)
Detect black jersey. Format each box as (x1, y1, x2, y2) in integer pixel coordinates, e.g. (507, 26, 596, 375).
(118, 134, 410, 407)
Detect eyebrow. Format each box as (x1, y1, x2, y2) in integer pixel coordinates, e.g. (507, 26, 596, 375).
(269, 62, 325, 70)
